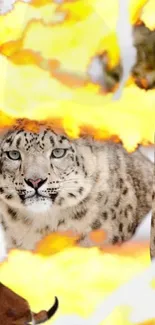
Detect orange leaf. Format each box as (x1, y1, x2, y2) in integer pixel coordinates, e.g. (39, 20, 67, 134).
(10, 49, 43, 66)
(35, 231, 79, 256)
(101, 241, 149, 256)
(0, 40, 22, 57)
(31, 0, 53, 7)
(89, 229, 107, 244)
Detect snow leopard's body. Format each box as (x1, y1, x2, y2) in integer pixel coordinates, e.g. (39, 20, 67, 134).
(0, 129, 153, 251)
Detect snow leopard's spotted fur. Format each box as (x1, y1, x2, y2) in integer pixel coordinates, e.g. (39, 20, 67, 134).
(0, 128, 153, 251)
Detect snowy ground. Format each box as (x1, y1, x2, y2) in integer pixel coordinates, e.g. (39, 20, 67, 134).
(130, 146, 154, 242)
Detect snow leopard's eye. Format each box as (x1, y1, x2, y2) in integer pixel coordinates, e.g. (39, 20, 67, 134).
(6, 150, 21, 161)
(51, 148, 67, 159)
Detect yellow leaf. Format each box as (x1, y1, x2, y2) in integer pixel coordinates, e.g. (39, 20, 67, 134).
(0, 1, 58, 47)
(0, 246, 149, 322)
(97, 32, 120, 67)
(22, 16, 108, 76)
(59, 1, 93, 21)
(0, 55, 154, 150)
(140, 0, 155, 30)
(17, 0, 148, 74)
(61, 0, 148, 27)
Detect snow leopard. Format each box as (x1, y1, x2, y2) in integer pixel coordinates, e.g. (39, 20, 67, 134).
(0, 128, 153, 251)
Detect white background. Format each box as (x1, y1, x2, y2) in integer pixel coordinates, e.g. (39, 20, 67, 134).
(130, 146, 154, 241)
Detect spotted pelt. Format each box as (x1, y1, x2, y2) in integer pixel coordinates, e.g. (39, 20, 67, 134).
(0, 128, 153, 251)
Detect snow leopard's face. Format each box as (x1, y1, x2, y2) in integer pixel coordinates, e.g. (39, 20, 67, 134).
(0, 129, 93, 214)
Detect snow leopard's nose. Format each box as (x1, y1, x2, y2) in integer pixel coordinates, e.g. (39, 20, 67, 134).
(25, 178, 47, 189)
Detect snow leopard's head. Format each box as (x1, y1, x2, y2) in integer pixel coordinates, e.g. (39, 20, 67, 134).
(0, 129, 95, 214)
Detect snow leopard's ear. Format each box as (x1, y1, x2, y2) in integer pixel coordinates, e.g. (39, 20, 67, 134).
(0, 130, 6, 146)
(0, 128, 12, 147)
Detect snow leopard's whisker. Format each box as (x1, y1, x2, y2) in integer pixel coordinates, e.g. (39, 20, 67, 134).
(0, 185, 15, 188)
(60, 178, 80, 183)
(62, 178, 92, 184)
(60, 187, 84, 192)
